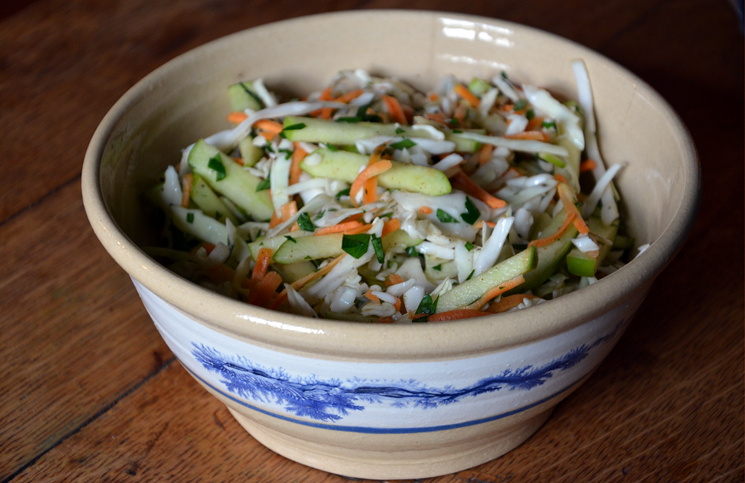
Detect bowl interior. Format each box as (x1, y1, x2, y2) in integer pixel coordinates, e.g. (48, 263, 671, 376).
(84, 11, 698, 357)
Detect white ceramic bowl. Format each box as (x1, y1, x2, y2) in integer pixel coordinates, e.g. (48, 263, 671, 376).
(82, 11, 699, 480)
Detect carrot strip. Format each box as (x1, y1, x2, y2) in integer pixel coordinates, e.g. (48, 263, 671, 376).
(386, 274, 404, 286)
(314, 221, 363, 236)
(528, 212, 576, 248)
(425, 112, 446, 123)
(268, 210, 282, 228)
(428, 309, 490, 322)
(502, 131, 549, 142)
(350, 160, 392, 207)
(204, 264, 236, 285)
(269, 254, 346, 309)
(335, 88, 364, 103)
(255, 119, 283, 135)
(363, 176, 378, 205)
(477, 144, 494, 166)
(318, 86, 333, 100)
(477, 220, 498, 229)
(234, 157, 244, 166)
(281, 201, 298, 221)
(252, 248, 273, 280)
(343, 213, 364, 223)
(525, 115, 546, 131)
(180, 173, 193, 208)
(382, 218, 400, 237)
(558, 184, 590, 235)
(419, 206, 433, 215)
(343, 223, 373, 235)
(487, 294, 544, 314)
(454, 103, 467, 126)
(554, 173, 567, 184)
(227, 111, 248, 124)
(465, 275, 526, 311)
(393, 297, 402, 312)
(248, 271, 283, 307)
(428, 92, 439, 102)
(379, 315, 396, 323)
(365, 290, 380, 303)
(290, 143, 307, 185)
(453, 83, 480, 108)
(382, 95, 408, 125)
(450, 170, 507, 209)
(580, 159, 597, 173)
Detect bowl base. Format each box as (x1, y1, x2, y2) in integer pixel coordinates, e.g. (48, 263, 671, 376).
(228, 406, 553, 480)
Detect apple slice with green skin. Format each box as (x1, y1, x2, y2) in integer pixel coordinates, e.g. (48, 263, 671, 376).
(273, 234, 345, 264)
(189, 173, 239, 225)
(227, 81, 263, 111)
(282, 116, 482, 152)
(301, 148, 451, 196)
(238, 137, 264, 167)
(381, 229, 422, 253)
(436, 246, 537, 313)
(188, 139, 274, 221)
(566, 217, 619, 277)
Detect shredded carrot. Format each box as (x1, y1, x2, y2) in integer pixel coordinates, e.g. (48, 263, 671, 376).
(335, 88, 364, 104)
(465, 275, 526, 311)
(425, 112, 446, 123)
(554, 173, 567, 184)
(502, 131, 549, 142)
(363, 176, 378, 205)
(558, 184, 590, 235)
(190, 242, 216, 257)
(525, 115, 546, 131)
(453, 83, 480, 108)
(268, 210, 282, 228)
(419, 206, 433, 215)
(227, 111, 248, 124)
(248, 271, 283, 307)
(314, 86, 335, 119)
(204, 264, 236, 285)
(477, 220, 498, 229)
(234, 157, 244, 166)
(290, 143, 307, 185)
(281, 201, 298, 221)
(580, 159, 597, 173)
(364, 290, 380, 303)
(290, 222, 300, 232)
(428, 92, 439, 102)
(382, 95, 408, 125)
(393, 297, 402, 312)
(343, 223, 373, 235)
(500, 103, 515, 113)
(343, 213, 364, 223)
(528, 212, 576, 248)
(314, 221, 363, 236)
(386, 274, 404, 286)
(255, 119, 283, 135)
(350, 160, 392, 207)
(269, 254, 346, 309)
(180, 173, 193, 208)
(428, 309, 491, 322)
(379, 315, 396, 323)
(450, 170, 507, 209)
(318, 86, 333, 100)
(454, 103, 467, 126)
(252, 248, 273, 280)
(487, 294, 544, 314)
(382, 218, 400, 237)
(477, 144, 494, 166)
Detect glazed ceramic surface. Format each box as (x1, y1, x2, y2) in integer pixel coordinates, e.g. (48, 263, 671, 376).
(82, 10, 699, 480)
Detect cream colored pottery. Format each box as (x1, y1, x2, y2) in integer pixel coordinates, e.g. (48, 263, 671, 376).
(81, 11, 699, 480)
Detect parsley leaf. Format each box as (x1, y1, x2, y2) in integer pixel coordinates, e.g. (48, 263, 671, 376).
(313, 210, 325, 221)
(465, 241, 474, 251)
(460, 197, 480, 225)
(297, 212, 315, 232)
(256, 175, 271, 192)
(405, 246, 418, 257)
(335, 188, 350, 199)
(186, 213, 194, 224)
(437, 209, 458, 223)
(207, 154, 227, 181)
(395, 127, 405, 134)
(284, 235, 297, 243)
(526, 109, 535, 120)
(341, 234, 370, 259)
(514, 99, 528, 111)
(415, 294, 438, 320)
(433, 264, 442, 271)
(390, 139, 417, 150)
(371, 234, 384, 264)
(542, 120, 556, 130)
(466, 269, 475, 281)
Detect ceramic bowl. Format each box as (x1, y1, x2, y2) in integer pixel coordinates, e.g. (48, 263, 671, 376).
(81, 10, 699, 480)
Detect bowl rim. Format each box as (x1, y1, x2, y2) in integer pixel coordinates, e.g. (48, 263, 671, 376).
(81, 9, 700, 359)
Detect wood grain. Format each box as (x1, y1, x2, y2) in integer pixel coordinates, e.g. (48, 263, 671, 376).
(0, 0, 742, 481)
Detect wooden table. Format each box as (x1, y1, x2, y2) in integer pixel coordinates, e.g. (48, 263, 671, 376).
(1, 0, 742, 481)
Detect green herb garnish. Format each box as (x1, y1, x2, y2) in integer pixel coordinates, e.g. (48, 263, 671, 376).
(437, 209, 458, 223)
(405, 246, 418, 257)
(460, 197, 480, 225)
(390, 139, 417, 150)
(414, 294, 438, 321)
(207, 154, 227, 181)
(297, 212, 315, 232)
(465, 241, 474, 251)
(186, 213, 194, 224)
(433, 264, 442, 271)
(542, 120, 556, 129)
(371, 234, 385, 264)
(466, 270, 475, 281)
(514, 99, 528, 111)
(341, 234, 370, 259)
(526, 109, 535, 120)
(256, 175, 271, 192)
(314, 210, 325, 221)
(395, 127, 405, 134)
(335, 188, 350, 199)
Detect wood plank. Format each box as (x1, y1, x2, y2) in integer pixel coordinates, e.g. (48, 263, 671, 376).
(0, 180, 173, 481)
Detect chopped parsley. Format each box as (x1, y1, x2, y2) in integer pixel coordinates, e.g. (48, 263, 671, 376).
(186, 213, 194, 224)
(405, 246, 418, 257)
(390, 139, 417, 150)
(514, 99, 528, 111)
(466, 269, 475, 281)
(313, 210, 325, 221)
(297, 212, 315, 232)
(371, 234, 385, 264)
(256, 175, 271, 192)
(526, 109, 535, 120)
(542, 120, 556, 130)
(414, 294, 438, 321)
(207, 154, 227, 181)
(436, 209, 458, 223)
(465, 241, 474, 251)
(460, 197, 480, 225)
(335, 188, 350, 199)
(341, 234, 370, 259)
(433, 264, 442, 271)
(395, 127, 405, 134)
